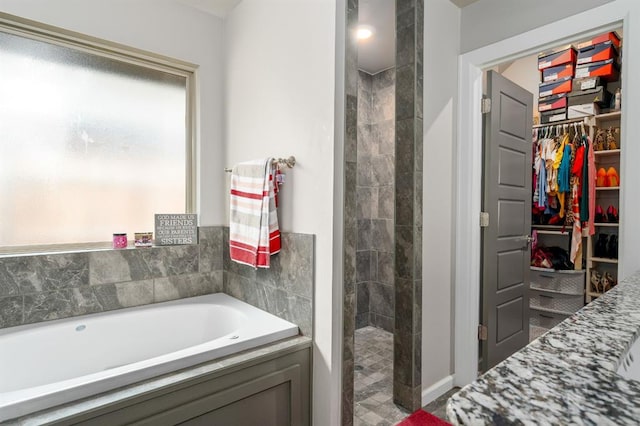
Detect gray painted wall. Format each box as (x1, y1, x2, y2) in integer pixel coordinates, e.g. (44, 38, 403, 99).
(460, 0, 614, 53)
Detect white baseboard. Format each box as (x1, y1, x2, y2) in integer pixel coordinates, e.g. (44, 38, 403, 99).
(421, 375, 455, 406)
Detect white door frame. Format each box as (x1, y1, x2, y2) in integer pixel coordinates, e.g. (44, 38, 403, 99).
(454, 2, 633, 386)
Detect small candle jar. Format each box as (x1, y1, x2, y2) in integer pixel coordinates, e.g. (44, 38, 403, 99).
(112, 233, 128, 249)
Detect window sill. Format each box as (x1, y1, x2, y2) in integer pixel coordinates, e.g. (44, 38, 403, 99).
(0, 242, 163, 258)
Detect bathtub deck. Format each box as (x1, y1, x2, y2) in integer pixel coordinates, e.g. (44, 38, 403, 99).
(6, 336, 311, 425)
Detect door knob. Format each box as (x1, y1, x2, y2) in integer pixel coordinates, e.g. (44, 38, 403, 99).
(521, 235, 534, 247)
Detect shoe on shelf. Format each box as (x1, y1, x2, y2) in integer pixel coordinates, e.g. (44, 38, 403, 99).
(594, 234, 609, 258)
(606, 167, 620, 187)
(597, 168, 607, 187)
(590, 270, 602, 293)
(607, 234, 619, 259)
(606, 128, 618, 150)
(606, 205, 619, 223)
(595, 205, 606, 223)
(594, 129, 605, 151)
(602, 272, 615, 292)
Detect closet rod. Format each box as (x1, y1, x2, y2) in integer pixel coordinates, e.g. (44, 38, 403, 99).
(533, 116, 590, 129)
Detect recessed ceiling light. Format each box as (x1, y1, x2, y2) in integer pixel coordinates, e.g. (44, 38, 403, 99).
(357, 25, 374, 40)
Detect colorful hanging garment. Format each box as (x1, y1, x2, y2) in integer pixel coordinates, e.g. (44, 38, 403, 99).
(537, 139, 548, 209)
(565, 143, 577, 225)
(569, 175, 582, 264)
(558, 139, 572, 193)
(554, 133, 568, 217)
(580, 135, 590, 222)
(587, 135, 597, 235)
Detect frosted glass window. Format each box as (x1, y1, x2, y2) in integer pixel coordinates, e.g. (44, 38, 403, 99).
(0, 30, 190, 248)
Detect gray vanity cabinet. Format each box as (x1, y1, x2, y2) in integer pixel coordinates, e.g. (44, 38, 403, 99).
(52, 343, 311, 426)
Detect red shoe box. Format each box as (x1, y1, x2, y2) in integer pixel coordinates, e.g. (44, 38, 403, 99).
(575, 59, 619, 82)
(577, 40, 618, 65)
(576, 31, 621, 50)
(541, 63, 575, 82)
(538, 45, 576, 70)
(539, 94, 567, 112)
(539, 76, 572, 98)
(541, 108, 567, 124)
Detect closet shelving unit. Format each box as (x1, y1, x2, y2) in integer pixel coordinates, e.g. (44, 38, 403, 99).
(526, 31, 623, 341)
(530, 117, 589, 341)
(531, 225, 570, 236)
(586, 110, 621, 302)
(529, 109, 623, 339)
(531, 110, 622, 309)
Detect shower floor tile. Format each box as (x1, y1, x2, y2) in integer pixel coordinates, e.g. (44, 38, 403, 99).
(354, 326, 410, 425)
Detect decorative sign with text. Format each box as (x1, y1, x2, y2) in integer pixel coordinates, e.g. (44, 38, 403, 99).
(154, 214, 198, 245)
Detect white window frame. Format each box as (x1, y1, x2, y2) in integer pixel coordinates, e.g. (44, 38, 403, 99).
(0, 12, 197, 255)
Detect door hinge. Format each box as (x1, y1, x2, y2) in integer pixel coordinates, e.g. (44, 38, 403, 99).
(480, 212, 489, 228)
(481, 97, 492, 114)
(478, 324, 488, 341)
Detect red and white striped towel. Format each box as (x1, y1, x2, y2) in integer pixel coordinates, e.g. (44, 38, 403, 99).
(229, 158, 281, 268)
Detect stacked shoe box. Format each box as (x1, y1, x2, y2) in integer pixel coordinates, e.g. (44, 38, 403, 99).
(538, 45, 576, 123)
(568, 32, 621, 118)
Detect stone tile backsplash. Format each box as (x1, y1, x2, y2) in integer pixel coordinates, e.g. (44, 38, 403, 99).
(0, 226, 314, 337)
(223, 228, 314, 337)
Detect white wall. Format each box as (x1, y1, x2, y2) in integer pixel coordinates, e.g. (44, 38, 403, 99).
(499, 55, 540, 118)
(421, 0, 460, 403)
(460, 0, 614, 53)
(0, 0, 226, 226)
(222, 1, 339, 424)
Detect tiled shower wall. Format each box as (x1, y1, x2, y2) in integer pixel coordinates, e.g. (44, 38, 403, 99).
(393, 0, 424, 411)
(0, 226, 313, 337)
(356, 69, 396, 333)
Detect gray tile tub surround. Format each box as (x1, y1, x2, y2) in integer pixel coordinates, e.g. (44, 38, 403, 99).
(0, 226, 224, 329)
(447, 271, 640, 425)
(223, 228, 314, 337)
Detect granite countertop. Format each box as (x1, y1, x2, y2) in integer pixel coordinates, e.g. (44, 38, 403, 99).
(9, 336, 311, 425)
(447, 271, 640, 425)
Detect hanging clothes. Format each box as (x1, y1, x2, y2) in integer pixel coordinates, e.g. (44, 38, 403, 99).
(587, 135, 597, 235)
(572, 145, 585, 187)
(580, 135, 590, 222)
(544, 137, 557, 195)
(565, 142, 577, 226)
(554, 133, 568, 217)
(558, 139, 572, 193)
(537, 156, 547, 209)
(536, 136, 552, 210)
(533, 130, 541, 206)
(569, 175, 582, 264)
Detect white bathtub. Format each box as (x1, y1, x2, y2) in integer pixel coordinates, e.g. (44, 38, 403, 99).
(0, 293, 299, 422)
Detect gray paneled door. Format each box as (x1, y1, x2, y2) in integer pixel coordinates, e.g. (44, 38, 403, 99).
(481, 70, 533, 371)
